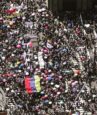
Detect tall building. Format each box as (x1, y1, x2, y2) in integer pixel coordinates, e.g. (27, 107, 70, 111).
(47, 0, 97, 15)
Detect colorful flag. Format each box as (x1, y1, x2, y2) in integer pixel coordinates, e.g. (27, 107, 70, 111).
(25, 75, 41, 94)
(25, 77, 32, 93)
(34, 75, 41, 92)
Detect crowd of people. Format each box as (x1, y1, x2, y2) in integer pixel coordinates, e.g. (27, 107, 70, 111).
(0, 0, 97, 115)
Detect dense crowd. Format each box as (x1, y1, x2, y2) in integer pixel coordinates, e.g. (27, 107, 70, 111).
(0, 0, 97, 115)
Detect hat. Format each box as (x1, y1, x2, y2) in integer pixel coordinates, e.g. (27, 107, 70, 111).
(41, 91, 45, 95)
(63, 62, 67, 65)
(44, 100, 49, 104)
(93, 95, 96, 98)
(0, 18, 3, 21)
(65, 90, 68, 93)
(53, 87, 56, 90)
(12, 54, 15, 57)
(44, 56, 47, 59)
(7, 25, 10, 28)
(3, 49, 6, 52)
(59, 76, 62, 79)
(16, 44, 21, 48)
(49, 101, 52, 105)
(35, 62, 39, 65)
(22, 16, 26, 20)
(27, 66, 30, 70)
(81, 90, 85, 93)
(88, 99, 91, 102)
(46, 14, 49, 17)
(51, 94, 53, 97)
(59, 100, 64, 104)
(19, 37, 23, 40)
(41, 81, 45, 85)
(55, 84, 60, 88)
(51, 82, 54, 85)
(17, 16, 20, 19)
(9, 21, 14, 25)
(35, 68, 39, 71)
(6, 88, 9, 91)
(18, 41, 21, 44)
(25, 72, 29, 75)
(2, 56, 5, 60)
(51, 73, 54, 76)
(18, 70, 22, 73)
(13, 74, 16, 77)
(41, 76, 43, 79)
(17, 92, 20, 95)
(48, 69, 51, 73)
(31, 13, 35, 16)
(65, 110, 69, 112)
(57, 92, 61, 95)
(5, 40, 8, 43)
(11, 90, 14, 93)
(44, 95, 48, 98)
(34, 56, 38, 59)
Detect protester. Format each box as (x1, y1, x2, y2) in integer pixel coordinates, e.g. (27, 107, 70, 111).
(0, 0, 97, 114)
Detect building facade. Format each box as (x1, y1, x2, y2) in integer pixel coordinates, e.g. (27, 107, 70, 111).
(48, 0, 96, 15)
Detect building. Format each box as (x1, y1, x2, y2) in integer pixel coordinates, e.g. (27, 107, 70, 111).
(48, 0, 97, 15)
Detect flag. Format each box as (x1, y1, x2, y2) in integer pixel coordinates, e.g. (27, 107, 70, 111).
(25, 77, 32, 93)
(25, 75, 41, 94)
(34, 75, 41, 92)
(80, 14, 83, 25)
